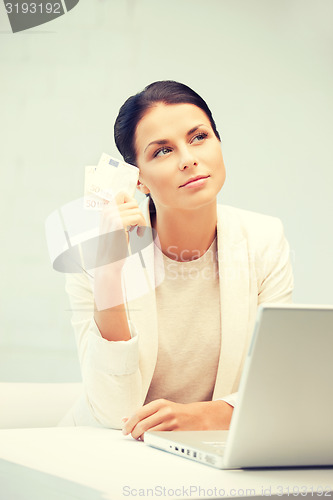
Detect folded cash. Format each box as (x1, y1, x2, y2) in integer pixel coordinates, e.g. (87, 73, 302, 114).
(84, 153, 139, 210)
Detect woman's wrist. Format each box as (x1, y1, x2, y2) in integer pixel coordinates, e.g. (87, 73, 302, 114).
(202, 400, 234, 430)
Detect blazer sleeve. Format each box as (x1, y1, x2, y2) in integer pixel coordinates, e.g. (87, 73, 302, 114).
(65, 272, 143, 429)
(256, 217, 294, 305)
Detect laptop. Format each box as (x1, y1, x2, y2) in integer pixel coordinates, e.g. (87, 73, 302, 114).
(145, 304, 333, 469)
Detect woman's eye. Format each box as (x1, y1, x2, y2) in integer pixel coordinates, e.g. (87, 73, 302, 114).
(154, 147, 172, 158)
(191, 132, 208, 143)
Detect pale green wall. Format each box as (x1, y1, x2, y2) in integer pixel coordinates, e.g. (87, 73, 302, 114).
(0, 0, 332, 381)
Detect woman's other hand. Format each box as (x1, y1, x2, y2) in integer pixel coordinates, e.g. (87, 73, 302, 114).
(122, 399, 233, 440)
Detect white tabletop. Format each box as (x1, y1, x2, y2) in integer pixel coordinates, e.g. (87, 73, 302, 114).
(0, 427, 332, 500)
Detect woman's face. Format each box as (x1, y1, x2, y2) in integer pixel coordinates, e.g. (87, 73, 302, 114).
(135, 103, 226, 212)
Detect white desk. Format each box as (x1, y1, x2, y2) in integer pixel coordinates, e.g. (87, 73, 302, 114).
(0, 427, 332, 500)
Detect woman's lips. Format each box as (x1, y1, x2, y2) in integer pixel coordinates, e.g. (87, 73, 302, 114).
(180, 176, 210, 188)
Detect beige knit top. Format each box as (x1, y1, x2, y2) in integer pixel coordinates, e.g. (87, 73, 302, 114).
(144, 237, 221, 405)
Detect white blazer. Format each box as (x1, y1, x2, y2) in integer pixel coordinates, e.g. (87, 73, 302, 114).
(63, 198, 293, 428)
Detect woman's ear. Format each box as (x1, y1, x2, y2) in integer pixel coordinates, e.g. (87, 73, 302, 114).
(137, 179, 150, 194)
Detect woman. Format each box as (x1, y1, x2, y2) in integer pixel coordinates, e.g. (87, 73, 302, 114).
(64, 81, 293, 439)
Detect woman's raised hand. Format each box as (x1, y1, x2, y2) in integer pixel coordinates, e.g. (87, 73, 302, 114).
(99, 191, 147, 246)
(93, 191, 147, 312)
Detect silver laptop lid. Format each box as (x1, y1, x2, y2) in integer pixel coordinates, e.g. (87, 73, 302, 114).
(224, 304, 333, 468)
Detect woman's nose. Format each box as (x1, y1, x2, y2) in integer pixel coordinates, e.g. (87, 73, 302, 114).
(178, 147, 198, 170)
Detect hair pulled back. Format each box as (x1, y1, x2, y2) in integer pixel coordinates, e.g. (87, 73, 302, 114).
(114, 80, 221, 167)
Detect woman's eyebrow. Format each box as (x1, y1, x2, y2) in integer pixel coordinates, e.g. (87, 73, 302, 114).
(144, 124, 206, 153)
(144, 139, 168, 153)
(187, 124, 205, 136)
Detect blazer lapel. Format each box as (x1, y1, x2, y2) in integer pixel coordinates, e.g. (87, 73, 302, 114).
(213, 205, 250, 398)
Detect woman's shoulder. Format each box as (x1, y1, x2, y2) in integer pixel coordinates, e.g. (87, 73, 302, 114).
(218, 204, 282, 224)
(217, 204, 285, 246)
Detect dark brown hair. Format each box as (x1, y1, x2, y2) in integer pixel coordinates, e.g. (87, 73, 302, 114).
(114, 80, 221, 167)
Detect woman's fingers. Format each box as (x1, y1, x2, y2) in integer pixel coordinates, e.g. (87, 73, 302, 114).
(123, 400, 181, 440)
(123, 400, 161, 429)
(100, 191, 146, 235)
(114, 190, 134, 205)
(122, 400, 163, 436)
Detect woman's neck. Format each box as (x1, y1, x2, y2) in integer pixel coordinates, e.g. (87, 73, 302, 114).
(152, 200, 218, 261)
